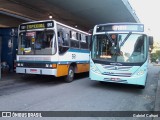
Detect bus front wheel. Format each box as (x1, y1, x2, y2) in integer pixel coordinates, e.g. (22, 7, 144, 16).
(65, 66, 74, 83)
(138, 85, 145, 89)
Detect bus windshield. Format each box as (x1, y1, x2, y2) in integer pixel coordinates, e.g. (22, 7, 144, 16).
(18, 30, 56, 55)
(91, 33, 147, 63)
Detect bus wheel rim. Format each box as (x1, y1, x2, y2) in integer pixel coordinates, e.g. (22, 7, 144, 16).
(69, 69, 74, 78)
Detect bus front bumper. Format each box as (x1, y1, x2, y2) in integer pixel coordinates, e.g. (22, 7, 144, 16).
(16, 67, 57, 76)
(89, 70, 147, 86)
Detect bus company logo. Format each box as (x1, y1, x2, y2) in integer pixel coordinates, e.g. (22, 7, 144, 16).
(103, 72, 114, 75)
(2, 112, 11, 117)
(1, 112, 42, 117)
(110, 63, 122, 66)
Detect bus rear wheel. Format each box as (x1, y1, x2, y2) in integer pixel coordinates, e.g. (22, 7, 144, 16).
(65, 66, 74, 83)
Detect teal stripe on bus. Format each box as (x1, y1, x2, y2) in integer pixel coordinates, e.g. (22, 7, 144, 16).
(68, 48, 90, 53)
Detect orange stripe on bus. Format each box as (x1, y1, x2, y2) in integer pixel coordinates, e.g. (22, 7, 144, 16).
(57, 64, 69, 77)
(56, 63, 89, 77)
(76, 63, 89, 73)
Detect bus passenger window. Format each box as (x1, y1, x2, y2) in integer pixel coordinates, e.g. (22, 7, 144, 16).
(69, 31, 72, 38)
(58, 31, 64, 46)
(79, 34, 81, 41)
(70, 31, 79, 48)
(76, 33, 79, 40)
(80, 35, 88, 49)
(63, 33, 69, 46)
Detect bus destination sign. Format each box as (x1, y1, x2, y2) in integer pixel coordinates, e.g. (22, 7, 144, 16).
(96, 24, 144, 32)
(20, 21, 54, 30)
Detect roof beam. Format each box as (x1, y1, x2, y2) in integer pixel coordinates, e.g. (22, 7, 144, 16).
(0, 8, 34, 21)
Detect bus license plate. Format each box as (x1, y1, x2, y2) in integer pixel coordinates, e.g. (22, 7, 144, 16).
(111, 78, 120, 81)
(30, 69, 37, 72)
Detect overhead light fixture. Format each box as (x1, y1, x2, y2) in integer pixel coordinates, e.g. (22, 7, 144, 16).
(49, 13, 53, 19)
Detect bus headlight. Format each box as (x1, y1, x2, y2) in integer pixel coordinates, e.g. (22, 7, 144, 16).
(17, 63, 20, 66)
(90, 65, 101, 74)
(46, 64, 57, 68)
(17, 63, 24, 67)
(46, 64, 49, 67)
(137, 70, 144, 75)
(49, 64, 52, 67)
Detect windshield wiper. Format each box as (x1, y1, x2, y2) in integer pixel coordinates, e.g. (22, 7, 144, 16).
(120, 32, 132, 46)
(105, 32, 114, 45)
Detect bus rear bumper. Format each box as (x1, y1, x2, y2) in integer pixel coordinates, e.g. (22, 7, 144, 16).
(16, 67, 57, 76)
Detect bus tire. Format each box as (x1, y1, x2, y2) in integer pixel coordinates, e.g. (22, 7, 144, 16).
(138, 85, 145, 89)
(99, 81, 105, 84)
(65, 66, 74, 83)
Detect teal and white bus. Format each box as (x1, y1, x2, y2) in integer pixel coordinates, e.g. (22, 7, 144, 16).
(16, 20, 90, 82)
(89, 23, 153, 88)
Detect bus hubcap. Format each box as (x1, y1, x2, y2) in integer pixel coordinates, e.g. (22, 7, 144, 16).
(69, 69, 73, 78)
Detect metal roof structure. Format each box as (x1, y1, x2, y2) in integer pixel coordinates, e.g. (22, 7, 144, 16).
(0, 0, 139, 31)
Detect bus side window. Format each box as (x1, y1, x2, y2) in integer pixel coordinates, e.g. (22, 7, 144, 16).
(80, 35, 88, 49)
(69, 31, 72, 38)
(63, 33, 69, 46)
(57, 31, 64, 46)
(76, 33, 79, 40)
(79, 34, 81, 41)
(70, 31, 79, 48)
(87, 35, 91, 49)
(86, 36, 89, 49)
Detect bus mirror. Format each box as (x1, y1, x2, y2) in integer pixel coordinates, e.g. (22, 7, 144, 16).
(149, 36, 153, 46)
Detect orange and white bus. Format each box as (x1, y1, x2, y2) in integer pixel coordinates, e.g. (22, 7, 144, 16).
(16, 20, 90, 82)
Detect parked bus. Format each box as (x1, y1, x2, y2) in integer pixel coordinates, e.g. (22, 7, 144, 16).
(16, 20, 90, 82)
(90, 23, 153, 88)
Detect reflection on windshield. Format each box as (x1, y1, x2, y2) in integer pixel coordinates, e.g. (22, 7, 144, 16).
(91, 33, 147, 63)
(18, 30, 56, 55)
